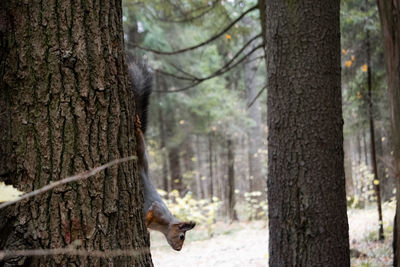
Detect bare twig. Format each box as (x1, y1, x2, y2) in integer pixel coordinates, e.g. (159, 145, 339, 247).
(0, 247, 150, 261)
(247, 84, 267, 108)
(167, 61, 199, 80)
(155, 69, 195, 81)
(128, 5, 259, 55)
(0, 156, 137, 209)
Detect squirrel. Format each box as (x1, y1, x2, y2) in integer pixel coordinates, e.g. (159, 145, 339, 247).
(128, 59, 195, 251)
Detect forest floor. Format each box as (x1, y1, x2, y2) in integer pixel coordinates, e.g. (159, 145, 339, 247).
(149, 203, 395, 267)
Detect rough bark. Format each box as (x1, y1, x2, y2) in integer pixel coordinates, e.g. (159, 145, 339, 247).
(0, 1, 152, 266)
(264, 1, 350, 266)
(375, 0, 400, 265)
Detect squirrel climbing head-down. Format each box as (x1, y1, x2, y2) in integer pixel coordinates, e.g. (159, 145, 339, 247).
(129, 59, 196, 251)
(145, 202, 196, 251)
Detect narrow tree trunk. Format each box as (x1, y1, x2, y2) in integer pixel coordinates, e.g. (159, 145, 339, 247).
(0, 1, 152, 266)
(264, 1, 350, 265)
(208, 134, 214, 200)
(157, 76, 169, 194)
(365, 25, 384, 241)
(164, 98, 183, 195)
(363, 129, 369, 166)
(168, 147, 183, 194)
(344, 137, 354, 197)
(195, 135, 206, 199)
(375, 1, 400, 264)
(357, 131, 362, 166)
(227, 138, 237, 223)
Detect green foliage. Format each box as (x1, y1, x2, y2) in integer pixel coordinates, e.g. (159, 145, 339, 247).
(352, 163, 376, 204)
(158, 189, 221, 235)
(243, 191, 268, 220)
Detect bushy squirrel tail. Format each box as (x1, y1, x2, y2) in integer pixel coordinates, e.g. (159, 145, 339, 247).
(128, 58, 152, 134)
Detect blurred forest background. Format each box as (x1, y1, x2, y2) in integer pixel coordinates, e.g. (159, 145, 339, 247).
(0, 0, 398, 266)
(122, 0, 396, 265)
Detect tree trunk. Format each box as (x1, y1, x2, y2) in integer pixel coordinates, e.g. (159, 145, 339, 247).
(356, 131, 362, 166)
(168, 147, 183, 194)
(208, 134, 214, 200)
(375, 0, 400, 265)
(380, 129, 395, 202)
(164, 99, 183, 195)
(195, 136, 207, 199)
(344, 137, 354, 197)
(227, 138, 237, 223)
(263, 1, 350, 265)
(363, 129, 369, 166)
(0, 1, 152, 266)
(156, 75, 169, 194)
(365, 25, 384, 241)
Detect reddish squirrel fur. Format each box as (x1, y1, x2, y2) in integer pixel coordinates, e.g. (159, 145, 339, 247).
(129, 60, 195, 251)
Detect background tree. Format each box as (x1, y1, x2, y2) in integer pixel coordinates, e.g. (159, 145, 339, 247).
(0, 1, 152, 266)
(263, 0, 350, 265)
(375, 0, 400, 265)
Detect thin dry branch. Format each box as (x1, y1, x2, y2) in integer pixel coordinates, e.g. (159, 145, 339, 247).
(0, 247, 150, 261)
(0, 156, 137, 210)
(128, 5, 259, 55)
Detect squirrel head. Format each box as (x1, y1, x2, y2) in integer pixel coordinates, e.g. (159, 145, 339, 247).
(145, 202, 196, 251)
(166, 221, 196, 251)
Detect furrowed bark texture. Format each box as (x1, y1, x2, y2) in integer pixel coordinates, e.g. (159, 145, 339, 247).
(264, 1, 350, 266)
(0, 1, 152, 266)
(375, 0, 400, 265)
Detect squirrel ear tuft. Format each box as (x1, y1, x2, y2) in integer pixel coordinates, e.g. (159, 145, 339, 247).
(178, 221, 196, 231)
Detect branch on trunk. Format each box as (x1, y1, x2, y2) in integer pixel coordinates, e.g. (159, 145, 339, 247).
(0, 247, 150, 261)
(0, 156, 137, 209)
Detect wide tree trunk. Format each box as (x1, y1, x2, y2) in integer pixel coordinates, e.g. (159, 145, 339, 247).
(375, 0, 400, 265)
(263, 1, 350, 265)
(0, 1, 152, 266)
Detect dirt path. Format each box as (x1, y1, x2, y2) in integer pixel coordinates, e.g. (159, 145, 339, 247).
(150, 221, 268, 267)
(150, 205, 395, 267)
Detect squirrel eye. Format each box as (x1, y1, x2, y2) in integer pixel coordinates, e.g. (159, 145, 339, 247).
(179, 233, 185, 240)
